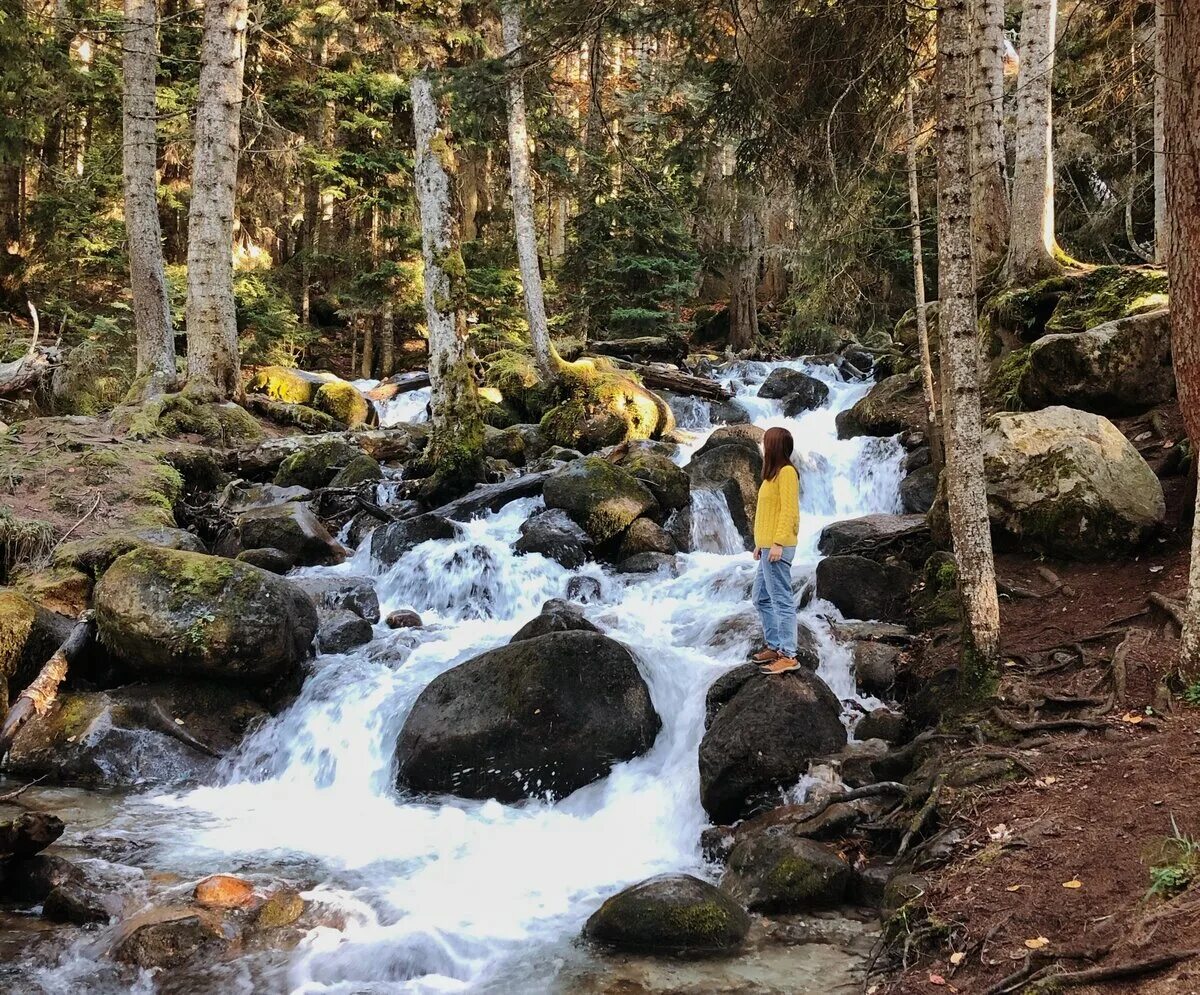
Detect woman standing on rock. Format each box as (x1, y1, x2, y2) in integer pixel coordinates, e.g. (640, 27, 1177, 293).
(751, 426, 801, 674)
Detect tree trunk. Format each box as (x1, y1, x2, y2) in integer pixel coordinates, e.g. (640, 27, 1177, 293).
(0, 162, 18, 247)
(412, 72, 484, 497)
(937, 0, 1001, 665)
(1006, 0, 1062, 285)
(360, 315, 375, 379)
(728, 199, 761, 351)
(185, 0, 249, 398)
(502, 0, 560, 382)
(379, 302, 395, 379)
(1154, 0, 1169, 265)
(971, 0, 1010, 277)
(122, 0, 176, 391)
(758, 189, 790, 304)
(1166, 0, 1200, 676)
(906, 85, 943, 473)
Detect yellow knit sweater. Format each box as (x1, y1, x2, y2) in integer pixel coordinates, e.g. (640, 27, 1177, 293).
(754, 464, 800, 548)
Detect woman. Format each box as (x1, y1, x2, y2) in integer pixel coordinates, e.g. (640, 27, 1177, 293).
(751, 426, 801, 674)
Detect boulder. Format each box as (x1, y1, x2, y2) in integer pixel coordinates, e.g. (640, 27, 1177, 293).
(694, 424, 764, 459)
(584, 874, 750, 957)
(313, 380, 371, 428)
(395, 630, 660, 802)
(686, 443, 762, 546)
(0, 813, 64, 860)
(815, 555, 914, 622)
(328, 454, 383, 487)
(218, 481, 313, 514)
(94, 548, 317, 684)
(1019, 309, 1174, 415)
(0, 855, 82, 905)
(699, 665, 847, 823)
(721, 832, 855, 912)
(757, 368, 822, 402)
(273, 440, 363, 489)
(835, 370, 925, 440)
(617, 518, 677, 561)
(514, 509, 593, 569)
(316, 609, 373, 654)
(543, 457, 659, 545)
(4, 683, 268, 788)
(853, 642, 900, 696)
(782, 379, 831, 416)
(483, 425, 530, 465)
(618, 552, 678, 574)
(510, 599, 599, 643)
(234, 503, 347, 567)
(817, 514, 931, 567)
(900, 464, 938, 515)
(981, 406, 1166, 559)
(566, 575, 603, 604)
(855, 707, 907, 744)
(386, 609, 422, 629)
(370, 513, 458, 566)
(50, 529, 206, 579)
(291, 575, 381, 623)
(234, 547, 294, 574)
(43, 881, 119, 924)
(709, 399, 750, 425)
(618, 448, 691, 513)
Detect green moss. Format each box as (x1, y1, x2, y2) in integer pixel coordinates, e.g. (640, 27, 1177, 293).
(247, 366, 325, 406)
(255, 890, 306, 929)
(123, 393, 264, 448)
(482, 350, 556, 420)
(15, 566, 93, 615)
(329, 454, 383, 487)
(0, 589, 37, 680)
(313, 381, 370, 428)
(0, 512, 54, 582)
(1044, 266, 1168, 333)
(763, 855, 830, 902)
(274, 440, 361, 489)
(986, 346, 1033, 411)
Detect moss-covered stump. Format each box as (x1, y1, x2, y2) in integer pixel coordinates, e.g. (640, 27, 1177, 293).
(584, 874, 750, 958)
(982, 406, 1165, 559)
(543, 457, 660, 546)
(94, 547, 318, 684)
(835, 369, 926, 441)
(721, 831, 856, 913)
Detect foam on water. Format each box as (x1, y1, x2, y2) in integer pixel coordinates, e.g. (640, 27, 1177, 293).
(26, 358, 905, 994)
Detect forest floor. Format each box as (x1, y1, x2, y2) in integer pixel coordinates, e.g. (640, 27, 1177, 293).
(881, 404, 1200, 994)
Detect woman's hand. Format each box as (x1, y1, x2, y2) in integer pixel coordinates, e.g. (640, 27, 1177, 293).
(768, 543, 784, 563)
(753, 547, 761, 561)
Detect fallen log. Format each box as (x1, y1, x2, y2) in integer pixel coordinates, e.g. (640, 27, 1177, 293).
(606, 359, 734, 401)
(431, 471, 550, 523)
(0, 303, 60, 398)
(0, 811, 64, 859)
(0, 614, 95, 759)
(365, 372, 431, 402)
(589, 336, 689, 365)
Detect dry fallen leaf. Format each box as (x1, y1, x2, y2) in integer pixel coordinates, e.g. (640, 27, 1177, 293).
(950, 951, 966, 966)
(929, 974, 946, 986)
(1006, 884, 1022, 892)
(1062, 879, 1083, 889)
(989, 823, 1013, 843)
(1034, 775, 1058, 788)
(1024, 936, 1050, 950)
(1121, 713, 1144, 725)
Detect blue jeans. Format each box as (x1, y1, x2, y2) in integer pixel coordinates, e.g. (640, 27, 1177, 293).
(754, 546, 797, 657)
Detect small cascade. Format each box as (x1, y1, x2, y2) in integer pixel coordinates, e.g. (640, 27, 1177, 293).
(689, 488, 745, 555)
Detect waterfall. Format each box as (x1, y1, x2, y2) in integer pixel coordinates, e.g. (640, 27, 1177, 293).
(690, 488, 744, 555)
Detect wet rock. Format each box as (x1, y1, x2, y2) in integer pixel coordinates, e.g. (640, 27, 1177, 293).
(854, 707, 907, 744)
(979, 406, 1166, 559)
(853, 642, 900, 696)
(112, 907, 227, 969)
(543, 457, 660, 545)
(273, 439, 363, 489)
(43, 881, 117, 924)
(94, 548, 318, 684)
(0, 813, 64, 860)
(370, 513, 459, 566)
(686, 442, 762, 546)
(664, 505, 695, 554)
(782, 380, 831, 416)
(904, 447, 931, 472)
(514, 508, 593, 569)
(0, 855, 83, 905)
(1020, 309, 1174, 415)
(5, 683, 269, 788)
(708, 399, 750, 425)
(328, 454, 383, 487)
(432, 471, 551, 522)
(219, 481, 313, 514)
(527, 445, 584, 473)
(234, 503, 347, 567)
(699, 666, 847, 823)
(814, 555, 914, 622)
(618, 448, 691, 513)
(566, 576, 603, 604)
(694, 424, 764, 459)
(900, 464, 938, 514)
(235, 547, 295, 574)
(194, 874, 255, 909)
(758, 368, 821, 402)
(618, 518, 677, 560)
(817, 514, 931, 567)
(385, 609, 422, 629)
(292, 575, 380, 624)
(835, 369, 925, 440)
(396, 630, 661, 803)
(255, 888, 306, 929)
(510, 599, 599, 643)
(584, 874, 750, 957)
(317, 609, 373, 654)
(721, 832, 855, 912)
(618, 552, 678, 574)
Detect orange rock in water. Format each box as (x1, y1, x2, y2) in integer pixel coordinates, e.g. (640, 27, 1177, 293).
(193, 874, 255, 908)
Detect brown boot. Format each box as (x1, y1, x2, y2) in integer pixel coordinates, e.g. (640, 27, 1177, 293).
(759, 656, 801, 675)
(751, 648, 781, 663)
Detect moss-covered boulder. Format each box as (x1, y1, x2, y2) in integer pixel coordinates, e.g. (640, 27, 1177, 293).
(540, 359, 674, 453)
(233, 503, 347, 567)
(273, 440, 362, 489)
(313, 381, 371, 428)
(584, 874, 751, 957)
(619, 447, 691, 513)
(246, 366, 335, 406)
(0, 589, 38, 684)
(483, 425, 529, 465)
(395, 630, 661, 802)
(835, 369, 926, 440)
(328, 454, 383, 488)
(15, 566, 93, 617)
(4, 682, 269, 788)
(982, 406, 1165, 559)
(721, 831, 855, 912)
(50, 528, 205, 579)
(123, 393, 266, 448)
(482, 350, 557, 422)
(94, 547, 318, 683)
(543, 457, 660, 546)
(618, 517, 677, 561)
(1018, 309, 1174, 415)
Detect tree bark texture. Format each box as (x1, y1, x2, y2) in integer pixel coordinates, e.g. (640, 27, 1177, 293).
(1006, 0, 1062, 284)
(122, 0, 176, 388)
(1155, 0, 1169, 264)
(938, 0, 1002, 663)
(185, 0, 249, 397)
(728, 200, 761, 351)
(971, 0, 1011, 277)
(1165, 0, 1200, 674)
(502, 1, 559, 382)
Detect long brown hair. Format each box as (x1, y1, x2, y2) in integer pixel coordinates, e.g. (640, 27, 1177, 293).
(762, 426, 795, 482)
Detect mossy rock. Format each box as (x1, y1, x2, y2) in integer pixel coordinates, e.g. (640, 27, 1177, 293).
(16, 566, 93, 617)
(721, 831, 855, 913)
(483, 425, 528, 465)
(51, 529, 205, 580)
(328, 454, 383, 488)
(482, 350, 556, 421)
(584, 874, 750, 958)
(313, 381, 371, 429)
(619, 447, 691, 513)
(255, 890, 306, 929)
(245, 396, 340, 433)
(0, 589, 37, 682)
(273, 440, 363, 490)
(123, 394, 264, 448)
(246, 366, 336, 406)
(835, 369, 926, 440)
(543, 457, 659, 545)
(541, 359, 674, 453)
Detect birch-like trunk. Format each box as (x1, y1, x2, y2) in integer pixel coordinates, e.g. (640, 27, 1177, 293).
(379, 302, 395, 379)
(971, 0, 1010, 277)
(122, 0, 176, 389)
(1154, 0, 1169, 265)
(412, 73, 484, 491)
(502, 0, 559, 382)
(1006, 0, 1061, 285)
(728, 200, 760, 352)
(185, 0, 248, 397)
(937, 0, 1001, 665)
(1165, 0, 1200, 675)
(905, 85, 942, 472)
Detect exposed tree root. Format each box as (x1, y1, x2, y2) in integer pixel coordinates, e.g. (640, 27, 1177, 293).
(989, 707, 1107, 734)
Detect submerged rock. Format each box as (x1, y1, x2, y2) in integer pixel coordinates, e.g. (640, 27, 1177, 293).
(395, 630, 660, 803)
(699, 665, 846, 824)
(94, 548, 317, 683)
(721, 831, 855, 912)
(543, 457, 659, 545)
(584, 874, 750, 957)
(370, 513, 458, 566)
